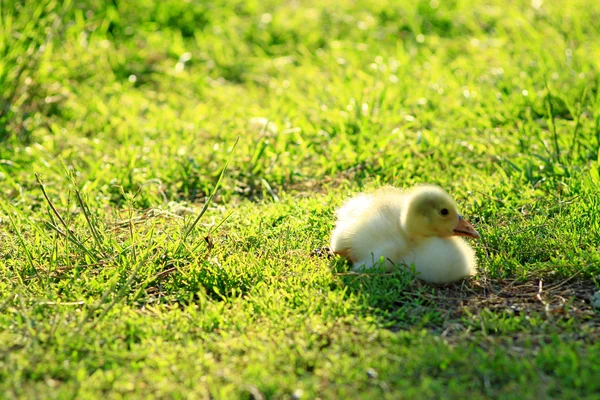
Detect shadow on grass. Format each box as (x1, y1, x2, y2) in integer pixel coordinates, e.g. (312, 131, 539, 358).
(327, 255, 598, 335)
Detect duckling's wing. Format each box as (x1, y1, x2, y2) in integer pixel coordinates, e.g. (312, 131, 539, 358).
(331, 188, 407, 264)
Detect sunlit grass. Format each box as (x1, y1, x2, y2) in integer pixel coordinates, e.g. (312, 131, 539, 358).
(1, 0, 600, 398)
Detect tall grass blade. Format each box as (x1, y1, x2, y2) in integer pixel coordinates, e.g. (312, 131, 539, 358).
(175, 137, 240, 254)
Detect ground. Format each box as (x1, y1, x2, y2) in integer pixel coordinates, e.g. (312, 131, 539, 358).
(1, 0, 600, 398)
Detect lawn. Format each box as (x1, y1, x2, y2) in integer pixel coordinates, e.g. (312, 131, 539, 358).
(1, 0, 600, 398)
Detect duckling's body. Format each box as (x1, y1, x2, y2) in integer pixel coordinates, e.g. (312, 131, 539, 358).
(330, 185, 479, 284)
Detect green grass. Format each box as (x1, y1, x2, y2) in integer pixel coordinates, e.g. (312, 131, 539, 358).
(1, 0, 600, 398)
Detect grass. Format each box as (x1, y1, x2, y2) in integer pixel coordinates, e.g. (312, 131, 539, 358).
(1, 0, 600, 398)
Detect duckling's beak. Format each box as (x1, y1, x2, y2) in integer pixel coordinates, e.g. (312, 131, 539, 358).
(453, 215, 480, 239)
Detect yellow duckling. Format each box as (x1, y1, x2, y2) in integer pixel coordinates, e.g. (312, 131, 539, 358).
(330, 184, 480, 284)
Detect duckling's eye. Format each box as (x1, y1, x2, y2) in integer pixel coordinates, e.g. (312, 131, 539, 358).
(440, 208, 449, 216)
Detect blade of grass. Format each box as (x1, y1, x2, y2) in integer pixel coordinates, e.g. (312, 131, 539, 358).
(544, 80, 561, 164)
(36, 173, 99, 262)
(66, 166, 105, 252)
(567, 87, 587, 161)
(175, 136, 239, 254)
(189, 209, 236, 254)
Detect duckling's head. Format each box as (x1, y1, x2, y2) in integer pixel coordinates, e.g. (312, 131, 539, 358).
(401, 185, 480, 240)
